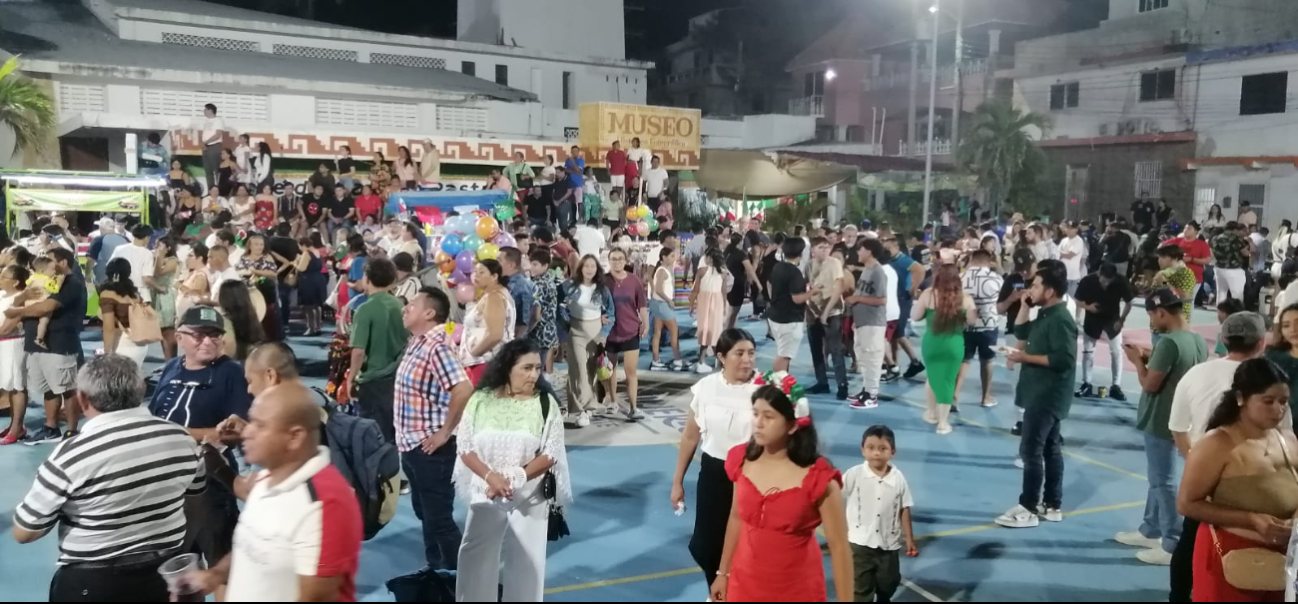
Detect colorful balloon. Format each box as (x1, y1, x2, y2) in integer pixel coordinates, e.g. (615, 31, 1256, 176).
(647, 216, 660, 233)
(626, 207, 639, 220)
(493, 231, 517, 248)
(637, 220, 650, 236)
(637, 205, 650, 219)
(476, 216, 500, 240)
(462, 234, 484, 252)
(495, 202, 516, 221)
(476, 242, 499, 261)
(454, 283, 476, 305)
(455, 250, 476, 274)
(449, 269, 471, 285)
(441, 233, 463, 256)
(435, 251, 455, 274)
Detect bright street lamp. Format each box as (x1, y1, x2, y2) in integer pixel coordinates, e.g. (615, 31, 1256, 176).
(825, 68, 837, 82)
(921, 0, 939, 228)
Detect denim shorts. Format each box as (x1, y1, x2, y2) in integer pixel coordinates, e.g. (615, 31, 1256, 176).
(649, 299, 675, 322)
(964, 329, 1000, 362)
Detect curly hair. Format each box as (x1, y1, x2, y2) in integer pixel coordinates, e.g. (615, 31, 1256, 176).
(476, 339, 543, 393)
(929, 264, 966, 334)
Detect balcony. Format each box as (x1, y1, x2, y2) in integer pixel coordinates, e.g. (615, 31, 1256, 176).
(666, 64, 735, 87)
(897, 139, 953, 156)
(863, 58, 992, 92)
(788, 95, 825, 117)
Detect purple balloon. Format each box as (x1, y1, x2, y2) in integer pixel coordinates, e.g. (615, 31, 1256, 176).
(493, 232, 517, 248)
(455, 250, 476, 275)
(449, 270, 471, 285)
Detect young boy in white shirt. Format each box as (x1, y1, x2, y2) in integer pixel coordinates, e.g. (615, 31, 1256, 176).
(844, 425, 918, 602)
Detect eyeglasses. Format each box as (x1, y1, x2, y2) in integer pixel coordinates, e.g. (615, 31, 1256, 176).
(178, 330, 223, 343)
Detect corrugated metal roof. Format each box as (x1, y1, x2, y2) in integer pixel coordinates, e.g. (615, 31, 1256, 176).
(0, 0, 535, 103)
(101, 0, 372, 31)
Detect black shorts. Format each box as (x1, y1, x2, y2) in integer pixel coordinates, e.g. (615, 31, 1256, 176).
(963, 329, 999, 362)
(606, 337, 641, 354)
(726, 282, 747, 308)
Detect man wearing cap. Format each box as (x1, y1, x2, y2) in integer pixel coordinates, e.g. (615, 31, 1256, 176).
(1073, 263, 1135, 401)
(1117, 288, 1207, 566)
(86, 218, 129, 286)
(150, 305, 253, 572)
(1166, 311, 1279, 600)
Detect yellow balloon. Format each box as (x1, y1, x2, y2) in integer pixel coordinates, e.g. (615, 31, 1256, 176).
(476, 242, 500, 261)
(626, 207, 638, 220)
(637, 205, 650, 219)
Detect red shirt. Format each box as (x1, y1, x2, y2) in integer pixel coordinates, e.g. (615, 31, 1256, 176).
(354, 194, 382, 221)
(606, 149, 628, 176)
(1163, 237, 1209, 283)
(625, 159, 640, 182)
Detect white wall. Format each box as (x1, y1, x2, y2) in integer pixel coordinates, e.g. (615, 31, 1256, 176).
(1015, 57, 1192, 140)
(1195, 52, 1298, 157)
(460, 0, 626, 61)
(1194, 164, 1298, 231)
(740, 114, 816, 149)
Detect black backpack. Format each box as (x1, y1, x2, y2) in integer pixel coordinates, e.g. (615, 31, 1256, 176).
(320, 403, 400, 541)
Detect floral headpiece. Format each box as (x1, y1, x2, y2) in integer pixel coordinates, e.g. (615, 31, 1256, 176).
(753, 371, 812, 428)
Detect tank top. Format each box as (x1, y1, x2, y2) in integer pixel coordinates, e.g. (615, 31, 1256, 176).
(699, 258, 726, 294)
(460, 290, 517, 367)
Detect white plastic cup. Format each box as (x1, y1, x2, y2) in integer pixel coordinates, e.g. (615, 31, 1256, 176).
(158, 553, 205, 602)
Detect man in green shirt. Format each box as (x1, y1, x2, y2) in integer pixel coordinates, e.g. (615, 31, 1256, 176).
(1120, 287, 1207, 565)
(503, 151, 535, 194)
(347, 257, 410, 444)
(997, 260, 1076, 529)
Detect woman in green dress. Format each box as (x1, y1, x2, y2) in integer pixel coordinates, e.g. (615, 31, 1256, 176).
(912, 264, 977, 435)
(1265, 303, 1298, 424)
(152, 237, 180, 360)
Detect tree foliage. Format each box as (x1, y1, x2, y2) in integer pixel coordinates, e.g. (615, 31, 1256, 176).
(762, 197, 831, 234)
(0, 56, 56, 157)
(955, 101, 1051, 217)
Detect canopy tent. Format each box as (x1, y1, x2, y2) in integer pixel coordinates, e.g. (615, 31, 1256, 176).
(385, 189, 510, 214)
(694, 149, 857, 197)
(1, 170, 162, 231)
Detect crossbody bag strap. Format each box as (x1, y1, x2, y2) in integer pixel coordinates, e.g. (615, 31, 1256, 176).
(1272, 429, 1298, 486)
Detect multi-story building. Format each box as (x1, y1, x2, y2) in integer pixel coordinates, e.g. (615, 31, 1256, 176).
(1, 0, 813, 182)
(663, 10, 791, 118)
(784, 0, 1066, 158)
(1010, 0, 1298, 225)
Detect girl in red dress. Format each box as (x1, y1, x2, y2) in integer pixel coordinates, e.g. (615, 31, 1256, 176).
(712, 372, 853, 603)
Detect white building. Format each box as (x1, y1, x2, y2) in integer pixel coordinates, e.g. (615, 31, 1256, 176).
(1009, 0, 1298, 225)
(0, 0, 813, 182)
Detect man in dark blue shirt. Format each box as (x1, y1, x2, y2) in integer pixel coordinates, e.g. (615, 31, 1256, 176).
(6, 247, 88, 443)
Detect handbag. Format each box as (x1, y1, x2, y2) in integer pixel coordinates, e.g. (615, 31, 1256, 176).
(127, 301, 163, 345)
(538, 391, 570, 542)
(1210, 430, 1297, 592)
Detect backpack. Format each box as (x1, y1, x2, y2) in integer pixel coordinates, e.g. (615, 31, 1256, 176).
(321, 403, 400, 541)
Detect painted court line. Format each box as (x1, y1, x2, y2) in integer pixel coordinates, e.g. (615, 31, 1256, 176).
(543, 499, 1144, 595)
(901, 577, 946, 603)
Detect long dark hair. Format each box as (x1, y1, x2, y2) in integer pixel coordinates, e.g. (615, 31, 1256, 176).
(398, 145, 413, 167)
(574, 254, 607, 297)
(476, 339, 542, 393)
(745, 385, 821, 467)
(1207, 358, 1291, 431)
(347, 233, 367, 256)
(217, 281, 265, 361)
(99, 258, 140, 299)
(1270, 303, 1298, 353)
(478, 258, 509, 288)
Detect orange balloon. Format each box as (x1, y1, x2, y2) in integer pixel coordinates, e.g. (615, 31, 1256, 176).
(435, 251, 455, 274)
(475, 216, 500, 240)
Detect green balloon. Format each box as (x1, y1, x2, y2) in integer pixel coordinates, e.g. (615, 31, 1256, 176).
(495, 202, 516, 221)
(647, 216, 660, 232)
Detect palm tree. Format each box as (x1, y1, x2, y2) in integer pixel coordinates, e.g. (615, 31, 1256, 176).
(0, 56, 56, 158)
(761, 197, 831, 234)
(955, 101, 1051, 216)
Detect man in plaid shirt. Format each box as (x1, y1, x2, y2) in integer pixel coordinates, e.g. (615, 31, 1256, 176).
(395, 287, 474, 571)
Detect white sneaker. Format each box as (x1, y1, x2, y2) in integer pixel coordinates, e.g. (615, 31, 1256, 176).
(1136, 547, 1173, 566)
(994, 504, 1040, 529)
(670, 359, 689, 371)
(576, 412, 591, 428)
(1039, 507, 1063, 523)
(695, 362, 712, 374)
(649, 360, 669, 371)
(1014, 457, 1025, 469)
(936, 424, 953, 435)
(1115, 531, 1161, 549)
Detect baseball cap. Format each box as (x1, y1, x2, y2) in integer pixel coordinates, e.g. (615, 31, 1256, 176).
(179, 305, 225, 333)
(1146, 288, 1184, 311)
(1220, 311, 1266, 345)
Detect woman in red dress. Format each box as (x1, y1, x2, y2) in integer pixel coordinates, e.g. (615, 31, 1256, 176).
(712, 372, 853, 603)
(253, 183, 277, 231)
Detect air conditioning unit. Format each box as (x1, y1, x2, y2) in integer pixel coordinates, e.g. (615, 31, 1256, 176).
(1099, 123, 1110, 136)
(1144, 120, 1163, 134)
(1169, 28, 1190, 45)
(1117, 119, 1141, 135)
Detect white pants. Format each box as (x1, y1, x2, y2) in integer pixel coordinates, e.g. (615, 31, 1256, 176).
(1216, 267, 1246, 303)
(770, 321, 805, 359)
(456, 481, 549, 602)
(1081, 331, 1123, 386)
(854, 325, 887, 396)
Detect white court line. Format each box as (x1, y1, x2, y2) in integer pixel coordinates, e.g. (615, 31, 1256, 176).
(901, 578, 946, 603)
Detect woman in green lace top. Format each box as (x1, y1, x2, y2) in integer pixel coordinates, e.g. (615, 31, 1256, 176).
(454, 339, 571, 602)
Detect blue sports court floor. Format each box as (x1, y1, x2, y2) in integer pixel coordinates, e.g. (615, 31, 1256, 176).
(0, 302, 1220, 602)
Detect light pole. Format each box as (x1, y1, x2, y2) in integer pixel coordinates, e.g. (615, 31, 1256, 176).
(921, 1, 939, 227)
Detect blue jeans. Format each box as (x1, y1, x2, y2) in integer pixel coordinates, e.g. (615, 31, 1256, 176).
(277, 281, 294, 332)
(402, 438, 462, 570)
(1140, 432, 1182, 553)
(1019, 406, 1064, 511)
(557, 199, 575, 231)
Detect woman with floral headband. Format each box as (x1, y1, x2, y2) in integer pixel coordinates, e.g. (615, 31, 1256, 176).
(711, 372, 853, 603)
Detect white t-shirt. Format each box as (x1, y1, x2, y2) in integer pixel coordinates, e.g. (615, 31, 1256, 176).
(537, 165, 556, 186)
(208, 266, 241, 300)
(882, 264, 900, 321)
(627, 147, 651, 175)
(1167, 357, 1293, 446)
(688, 373, 759, 460)
(573, 284, 602, 320)
(109, 243, 155, 303)
(843, 464, 913, 551)
(573, 225, 606, 259)
(201, 116, 225, 146)
(1031, 240, 1059, 263)
(643, 168, 670, 198)
(1060, 235, 1086, 280)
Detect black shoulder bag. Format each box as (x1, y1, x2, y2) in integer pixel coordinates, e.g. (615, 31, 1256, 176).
(538, 390, 570, 542)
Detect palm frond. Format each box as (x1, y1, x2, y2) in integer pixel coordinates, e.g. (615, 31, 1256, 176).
(955, 101, 1051, 208)
(0, 57, 56, 156)
(762, 197, 831, 234)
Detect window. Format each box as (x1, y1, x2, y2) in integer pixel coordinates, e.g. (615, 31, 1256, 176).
(1139, 0, 1169, 12)
(1134, 161, 1163, 198)
(562, 71, 573, 110)
(1240, 72, 1288, 115)
(495, 65, 508, 86)
(846, 125, 867, 142)
(804, 71, 825, 97)
(1050, 82, 1079, 109)
(1139, 70, 1176, 102)
(462, 61, 476, 76)
(1239, 184, 1267, 222)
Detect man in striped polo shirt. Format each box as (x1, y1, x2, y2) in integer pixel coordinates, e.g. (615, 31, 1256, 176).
(12, 355, 205, 601)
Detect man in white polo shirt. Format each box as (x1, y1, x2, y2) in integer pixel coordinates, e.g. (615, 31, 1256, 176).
(205, 246, 241, 303)
(109, 223, 158, 303)
(193, 383, 362, 602)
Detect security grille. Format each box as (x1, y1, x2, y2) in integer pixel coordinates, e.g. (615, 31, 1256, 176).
(272, 44, 358, 62)
(317, 99, 418, 129)
(1134, 160, 1163, 198)
(436, 106, 488, 131)
(141, 89, 269, 121)
(57, 83, 106, 114)
(161, 32, 258, 53)
(370, 53, 448, 70)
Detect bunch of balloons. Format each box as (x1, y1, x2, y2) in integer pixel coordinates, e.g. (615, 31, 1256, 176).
(625, 205, 651, 221)
(437, 210, 520, 282)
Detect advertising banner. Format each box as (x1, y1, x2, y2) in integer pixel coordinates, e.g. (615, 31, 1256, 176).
(8, 189, 146, 213)
(578, 103, 702, 170)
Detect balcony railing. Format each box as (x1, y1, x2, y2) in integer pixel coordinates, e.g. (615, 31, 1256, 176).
(788, 95, 825, 117)
(863, 58, 990, 92)
(897, 139, 953, 156)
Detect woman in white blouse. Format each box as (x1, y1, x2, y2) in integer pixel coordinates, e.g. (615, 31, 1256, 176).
(229, 184, 255, 229)
(669, 328, 759, 589)
(455, 339, 571, 602)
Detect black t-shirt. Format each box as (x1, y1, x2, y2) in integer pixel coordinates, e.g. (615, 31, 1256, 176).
(997, 272, 1028, 338)
(1132, 200, 1154, 226)
(337, 157, 355, 178)
(268, 236, 301, 264)
(767, 261, 807, 324)
(1102, 231, 1132, 264)
(309, 173, 336, 198)
(726, 248, 749, 292)
(330, 195, 354, 219)
(301, 194, 325, 224)
(24, 270, 88, 356)
(1074, 273, 1134, 339)
(525, 194, 550, 220)
(758, 250, 779, 284)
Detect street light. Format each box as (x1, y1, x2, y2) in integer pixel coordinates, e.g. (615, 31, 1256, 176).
(921, 1, 939, 229)
(825, 68, 837, 82)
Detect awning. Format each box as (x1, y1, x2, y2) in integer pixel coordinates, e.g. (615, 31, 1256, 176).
(695, 149, 856, 197)
(386, 189, 510, 214)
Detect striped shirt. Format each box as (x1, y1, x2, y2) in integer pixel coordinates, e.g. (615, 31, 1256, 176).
(14, 407, 206, 565)
(394, 326, 469, 453)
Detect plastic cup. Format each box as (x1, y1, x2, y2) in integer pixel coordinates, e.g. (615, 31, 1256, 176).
(158, 553, 205, 602)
